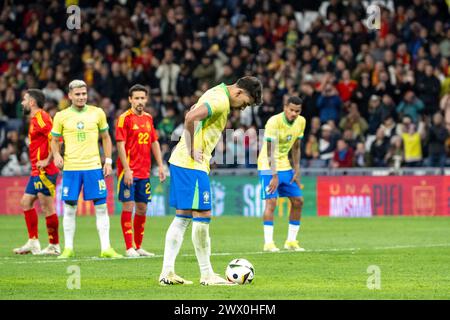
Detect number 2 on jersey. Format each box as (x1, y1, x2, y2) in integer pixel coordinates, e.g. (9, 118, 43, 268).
(145, 182, 151, 200)
(138, 132, 149, 144)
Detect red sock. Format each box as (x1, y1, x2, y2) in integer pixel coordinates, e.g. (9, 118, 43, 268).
(24, 208, 38, 239)
(45, 214, 59, 244)
(134, 214, 146, 250)
(121, 211, 133, 250)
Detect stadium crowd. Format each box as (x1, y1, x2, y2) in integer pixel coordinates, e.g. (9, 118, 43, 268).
(0, 0, 450, 175)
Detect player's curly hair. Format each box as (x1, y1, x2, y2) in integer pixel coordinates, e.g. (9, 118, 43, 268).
(236, 76, 263, 107)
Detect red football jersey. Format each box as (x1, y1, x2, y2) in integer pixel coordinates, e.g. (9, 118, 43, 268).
(28, 110, 59, 176)
(116, 110, 158, 179)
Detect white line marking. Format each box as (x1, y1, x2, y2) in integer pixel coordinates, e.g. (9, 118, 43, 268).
(1, 243, 449, 265)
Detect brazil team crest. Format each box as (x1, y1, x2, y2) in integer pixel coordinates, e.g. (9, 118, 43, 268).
(203, 191, 210, 204)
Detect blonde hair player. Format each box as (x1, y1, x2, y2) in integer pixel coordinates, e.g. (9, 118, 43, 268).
(51, 80, 122, 259)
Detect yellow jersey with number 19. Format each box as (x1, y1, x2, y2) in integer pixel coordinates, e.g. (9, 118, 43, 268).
(169, 83, 231, 173)
(257, 112, 306, 172)
(51, 105, 109, 171)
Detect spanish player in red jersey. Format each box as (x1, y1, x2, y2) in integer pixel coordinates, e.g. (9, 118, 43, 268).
(116, 84, 166, 257)
(13, 89, 60, 255)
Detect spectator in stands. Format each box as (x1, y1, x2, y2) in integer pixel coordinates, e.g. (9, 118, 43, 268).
(192, 54, 216, 90)
(218, 64, 238, 86)
(303, 134, 320, 168)
(385, 135, 403, 170)
(416, 64, 441, 115)
(401, 119, 425, 167)
(110, 62, 129, 106)
(326, 119, 342, 144)
(367, 95, 383, 135)
(42, 81, 64, 104)
(0, 117, 7, 149)
(331, 139, 354, 168)
(396, 90, 424, 123)
(100, 97, 116, 138)
(341, 130, 357, 153)
(370, 127, 390, 167)
(316, 82, 342, 124)
(176, 63, 196, 99)
(354, 142, 370, 168)
(339, 102, 368, 142)
(440, 93, 450, 132)
(156, 49, 180, 101)
(257, 88, 276, 129)
(426, 112, 448, 169)
(307, 116, 322, 141)
(0, 131, 29, 176)
(299, 77, 320, 132)
(317, 124, 337, 168)
(336, 69, 358, 103)
(2, 87, 19, 119)
(351, 72, 373, 119)
(157, 106, 177, 144)
(380, 94, 397, 122)
(380, 115, 397, 140)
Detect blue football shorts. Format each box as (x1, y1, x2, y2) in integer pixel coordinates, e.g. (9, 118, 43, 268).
(25, 173, 58, 197)
(169, 164, 211, 211)
(118, 176, 152, 203)
(259, 169, 303, 200)
(61, 169, 107, 201)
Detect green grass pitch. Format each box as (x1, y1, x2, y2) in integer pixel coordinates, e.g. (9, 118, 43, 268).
(0, 215, 449, 299)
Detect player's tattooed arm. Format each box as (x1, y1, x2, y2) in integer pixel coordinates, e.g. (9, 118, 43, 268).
(184, 103, 209, 163)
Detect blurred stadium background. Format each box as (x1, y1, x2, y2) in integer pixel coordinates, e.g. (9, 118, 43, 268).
(1, 0, 450, 301)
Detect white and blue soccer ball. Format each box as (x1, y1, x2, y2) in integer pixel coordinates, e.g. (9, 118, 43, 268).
(225, 258, 255, 285)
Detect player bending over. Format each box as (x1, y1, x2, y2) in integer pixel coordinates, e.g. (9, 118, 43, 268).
(51, 80, 122, 259)
(116, 84, 166, 257)
(257, 96, 306, 252)
(159, 76, 263, 286)
(13, 89, 60, 255)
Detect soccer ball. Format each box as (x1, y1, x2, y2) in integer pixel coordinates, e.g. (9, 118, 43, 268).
(225, 258, 255, 285)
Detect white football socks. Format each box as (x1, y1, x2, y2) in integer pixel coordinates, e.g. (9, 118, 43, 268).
(62, 203, 77, 250)
(95, 204, 111, 251)
(161, 216, 191, 276)
(263, 222, 274, 244)
(287, 222, 300, 242)
(192, 220, 214, 278)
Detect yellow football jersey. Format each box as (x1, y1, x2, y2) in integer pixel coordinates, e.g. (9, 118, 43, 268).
(401, 132, 422, 161)
(169, 83, 230, 173)
(51, 105, 109, 170)
(257, 112, 306, 171)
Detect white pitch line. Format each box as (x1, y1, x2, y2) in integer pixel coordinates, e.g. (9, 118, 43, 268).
(1, 243, 450, 265)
